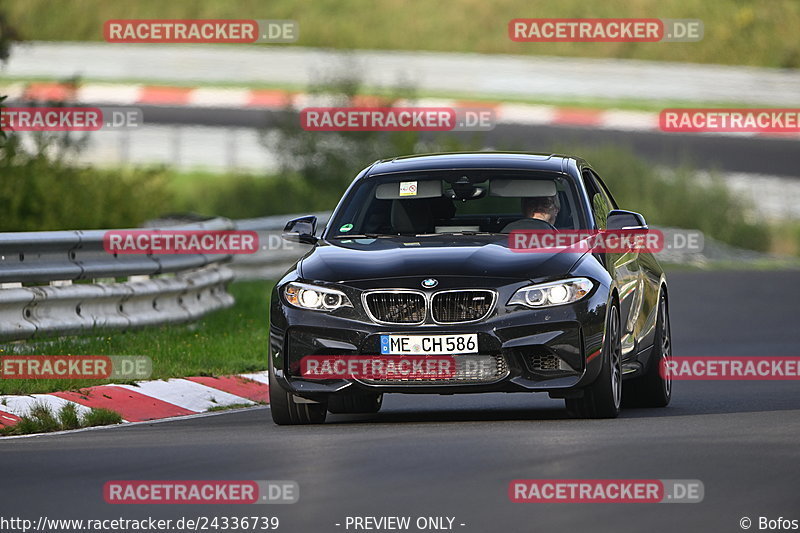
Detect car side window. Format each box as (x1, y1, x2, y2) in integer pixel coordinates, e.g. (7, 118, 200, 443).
(582, 169, 613, 229)
(593, 173, 619, 210)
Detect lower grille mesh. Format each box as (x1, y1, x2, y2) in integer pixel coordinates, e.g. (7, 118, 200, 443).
(360, 355, 508, 385)
(529, 353, 561, 371)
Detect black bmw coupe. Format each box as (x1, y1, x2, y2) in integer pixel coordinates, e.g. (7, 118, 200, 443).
(269, 152, 672, 424)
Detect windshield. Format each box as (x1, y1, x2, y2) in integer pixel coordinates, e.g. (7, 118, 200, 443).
(327, 170, 586, 238)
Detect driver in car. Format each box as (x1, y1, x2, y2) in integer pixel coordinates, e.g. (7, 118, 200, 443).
(502, 195, 560, 232)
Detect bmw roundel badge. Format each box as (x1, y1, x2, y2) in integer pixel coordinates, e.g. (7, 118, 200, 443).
(421, 278, 438, 288)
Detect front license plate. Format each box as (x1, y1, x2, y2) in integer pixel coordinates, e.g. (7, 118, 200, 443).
(380, 334, 478, 355)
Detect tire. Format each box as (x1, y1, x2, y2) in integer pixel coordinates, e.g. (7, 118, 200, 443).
(269, 366, 327, 425)
(566, 303, 622, 419)
(622, 290, 672, 408)
(327, 393, 383, 414)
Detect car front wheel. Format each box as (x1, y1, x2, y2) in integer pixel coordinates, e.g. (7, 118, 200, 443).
(269, 365, 328, 425)
(566, 303, 622, 419)
(622, 290, 672, 408)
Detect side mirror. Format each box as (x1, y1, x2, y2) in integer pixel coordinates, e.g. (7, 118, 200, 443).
(282, 215, 318, 245)
(606, 210, 647, 230)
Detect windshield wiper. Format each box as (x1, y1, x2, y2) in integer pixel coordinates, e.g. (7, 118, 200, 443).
(332, 232, 503, 239)
(330, 233, 388, 239)
(443, 231, 502, 236)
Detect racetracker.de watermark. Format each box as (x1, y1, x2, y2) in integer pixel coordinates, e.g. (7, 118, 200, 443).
(660, 109, 800, 133)
(104, 481, 298, 504)
(661, 357, 800, 380)
(509, 229, 704, 254)
(509, 479, 704, 503)
(104, 19, 298, 43)
(0, 107, 142, 131)
(300, 107, 495, 131)
(508, 18, 703, 42)
(300, 356, 459, 380)
(0, 355, 151, 380)
(103, 230, 259, 255)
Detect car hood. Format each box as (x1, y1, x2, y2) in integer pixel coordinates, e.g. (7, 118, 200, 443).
(298, 236, 585, 286)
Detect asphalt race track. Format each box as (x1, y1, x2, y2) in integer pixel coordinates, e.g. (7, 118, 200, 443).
(2, 270, 798, 532)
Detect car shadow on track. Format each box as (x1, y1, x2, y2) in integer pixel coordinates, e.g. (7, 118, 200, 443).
(327, 407, 574, 425)
(320, 381, 800, 425)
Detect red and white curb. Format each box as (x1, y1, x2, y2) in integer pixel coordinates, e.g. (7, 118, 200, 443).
(3, 81, 798, 140)
(0, 371, 269, 430)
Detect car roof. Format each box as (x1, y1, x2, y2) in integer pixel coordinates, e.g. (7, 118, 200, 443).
(364, 152, 578, 177)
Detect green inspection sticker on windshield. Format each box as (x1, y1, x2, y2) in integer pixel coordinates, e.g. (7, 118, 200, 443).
(339, 224, 353, 232)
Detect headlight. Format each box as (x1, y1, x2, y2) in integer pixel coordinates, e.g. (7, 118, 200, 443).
(284, 282, 353, 311)
(508, 278, 594, 308)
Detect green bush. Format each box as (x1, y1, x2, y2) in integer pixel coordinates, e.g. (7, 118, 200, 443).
(575, 145, 771, 251)
(0, 134, 173, 231)
(168, 171, 337, 219)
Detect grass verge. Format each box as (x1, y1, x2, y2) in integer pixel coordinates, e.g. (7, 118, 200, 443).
(0, 402, 122, 436)
(5, 0, 800, 68)
(205, 402, 262, 412)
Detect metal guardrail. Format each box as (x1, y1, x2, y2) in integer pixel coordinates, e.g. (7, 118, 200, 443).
(0, 212, 333, 342)
(229, 211, 331, 280)
(0, 267, 234, 341)
(0, 217, 235, 285)
(0, 218, 239, 342)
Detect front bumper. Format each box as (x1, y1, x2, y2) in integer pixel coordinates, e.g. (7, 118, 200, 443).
(269, 280, 609, 400)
